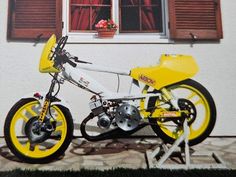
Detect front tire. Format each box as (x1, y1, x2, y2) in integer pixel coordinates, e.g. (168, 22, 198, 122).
(4, 98, 74, 163)
(148, 79, 216, 146)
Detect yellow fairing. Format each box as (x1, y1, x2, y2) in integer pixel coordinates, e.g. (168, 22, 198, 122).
(130, 55, 199, 89)
(39, 34, 59, 73)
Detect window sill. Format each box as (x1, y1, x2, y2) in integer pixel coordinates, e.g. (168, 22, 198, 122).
(66, 33, 173, 44)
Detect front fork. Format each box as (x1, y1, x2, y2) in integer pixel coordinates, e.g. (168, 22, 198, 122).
(38, 73, 59, 123)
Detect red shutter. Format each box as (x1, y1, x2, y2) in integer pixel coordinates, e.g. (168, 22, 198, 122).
(168, 0, 223, 40)
(8, 0, 62, 40)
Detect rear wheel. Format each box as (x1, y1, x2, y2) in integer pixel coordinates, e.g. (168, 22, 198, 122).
(148, 79, 216, 146)
(4, 98, 73, 163)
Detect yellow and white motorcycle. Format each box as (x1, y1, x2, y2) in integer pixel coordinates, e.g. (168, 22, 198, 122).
(4, 35, 216, 163)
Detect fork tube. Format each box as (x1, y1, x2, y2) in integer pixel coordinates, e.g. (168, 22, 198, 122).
(47, 73, 58, 97)
(38, 73, 58, 123)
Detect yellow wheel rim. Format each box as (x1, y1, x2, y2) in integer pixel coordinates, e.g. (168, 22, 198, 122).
(157, 84, 211, 140)
(9, 101, 67, 159)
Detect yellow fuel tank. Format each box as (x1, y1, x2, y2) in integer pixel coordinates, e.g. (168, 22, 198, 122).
(130, 54, 199, 89)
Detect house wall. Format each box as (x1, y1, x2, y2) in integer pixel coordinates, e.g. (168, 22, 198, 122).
(0, 0, 236, 136)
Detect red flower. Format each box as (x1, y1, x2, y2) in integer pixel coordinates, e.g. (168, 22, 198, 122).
(95, 19, 118, 30)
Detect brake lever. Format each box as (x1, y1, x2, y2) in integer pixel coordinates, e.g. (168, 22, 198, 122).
(64, 52, 92, 64)
(63, 54, 77, 68)
(73, 57, 92, 64)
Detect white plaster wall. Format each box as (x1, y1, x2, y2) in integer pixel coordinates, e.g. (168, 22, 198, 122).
(0, 0, 236, 136)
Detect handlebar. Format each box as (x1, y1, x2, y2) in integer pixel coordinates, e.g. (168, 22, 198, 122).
(64, 56, 77, 67)
(55, 51, 93, 68)
(52, 35, 92, 68)
(64, 52, 92, 66)
(53, 51, 77, 68)
(72, 56, 92, 64)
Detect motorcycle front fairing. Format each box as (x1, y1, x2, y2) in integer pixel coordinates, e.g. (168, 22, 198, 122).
(39, 34, 59, 73)
(130, 54, 199, 90)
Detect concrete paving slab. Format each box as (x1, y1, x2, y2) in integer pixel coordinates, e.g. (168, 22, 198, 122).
(0, 137, 235, 171)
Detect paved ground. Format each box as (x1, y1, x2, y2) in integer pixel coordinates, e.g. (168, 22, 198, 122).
(0, 137, 235, 171)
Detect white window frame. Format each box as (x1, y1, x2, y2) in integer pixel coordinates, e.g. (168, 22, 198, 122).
(63, 0, 171, 43)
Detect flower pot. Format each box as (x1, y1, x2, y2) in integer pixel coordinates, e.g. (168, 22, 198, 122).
(97, 29, 117, 38)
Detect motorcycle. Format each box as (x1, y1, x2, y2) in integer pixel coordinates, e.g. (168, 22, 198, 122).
(4, 35, 216, 163)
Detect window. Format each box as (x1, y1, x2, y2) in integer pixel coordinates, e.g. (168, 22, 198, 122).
(70, 0, 112, 32)
(8, 0, 223, 42)
(69, 0, 164, 34)
(119, 0, 163, 33)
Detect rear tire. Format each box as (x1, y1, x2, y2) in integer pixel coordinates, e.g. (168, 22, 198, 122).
(148, 79, 216, 146)
(4, 98, 74, 163)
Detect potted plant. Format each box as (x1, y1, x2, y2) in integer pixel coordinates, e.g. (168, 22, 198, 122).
(95, 19, 118, 38)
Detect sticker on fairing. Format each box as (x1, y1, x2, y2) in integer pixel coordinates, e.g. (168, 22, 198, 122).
(139, 75, 156, 86)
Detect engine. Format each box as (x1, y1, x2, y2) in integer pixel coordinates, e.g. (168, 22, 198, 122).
(89, 98, 142, 131)
(89, 99, 112, 129)
(115, 104, 141, 131)
(97, 112, 111, 129)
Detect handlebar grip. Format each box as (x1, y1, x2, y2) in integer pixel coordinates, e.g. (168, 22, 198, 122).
(65, 57, 77, 67)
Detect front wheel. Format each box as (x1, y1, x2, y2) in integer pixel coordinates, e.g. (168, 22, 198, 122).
(4, 98, 74, 163)
(148, 79, 216, 146)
